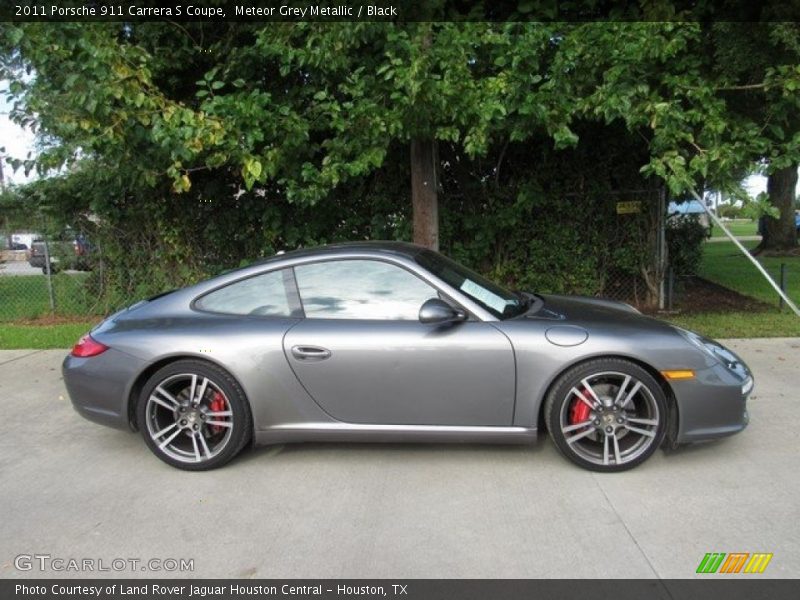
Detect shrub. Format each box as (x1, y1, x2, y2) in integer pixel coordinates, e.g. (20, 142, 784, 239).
(666, 216, 707, 276)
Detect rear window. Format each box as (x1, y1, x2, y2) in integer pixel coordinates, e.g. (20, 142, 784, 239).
(195, 269, 300, 317)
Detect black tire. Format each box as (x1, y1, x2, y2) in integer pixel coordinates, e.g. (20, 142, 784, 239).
(136, 359, 252, 471)
(544, 358, 667, 472)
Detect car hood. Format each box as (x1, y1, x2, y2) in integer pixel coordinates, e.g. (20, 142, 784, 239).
(527, 294, 671, 331)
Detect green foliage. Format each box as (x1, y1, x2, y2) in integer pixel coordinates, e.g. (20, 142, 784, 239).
(666, 216, 708, 276)
(741, 192, 780, 220)
(6, 21, 800, 204)
(438, 122, 662, 298)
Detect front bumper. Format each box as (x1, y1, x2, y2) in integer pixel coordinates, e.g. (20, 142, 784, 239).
(62, 348, 146, 431)
(674, 363, 752, 443)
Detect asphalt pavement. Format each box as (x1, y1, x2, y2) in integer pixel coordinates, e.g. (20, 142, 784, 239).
(0, 339, 797, 579)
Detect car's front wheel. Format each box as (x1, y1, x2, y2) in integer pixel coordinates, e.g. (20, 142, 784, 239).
(545, 358, 667, 472)
(136, 360, 252, 470)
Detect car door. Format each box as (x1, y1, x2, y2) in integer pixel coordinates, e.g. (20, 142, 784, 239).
(282, 258, 515, 426)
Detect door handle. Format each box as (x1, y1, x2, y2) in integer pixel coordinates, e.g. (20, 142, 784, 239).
(291, 345, 332, 361)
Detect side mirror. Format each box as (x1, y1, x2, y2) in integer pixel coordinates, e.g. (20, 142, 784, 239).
(419, 298, 466, 324)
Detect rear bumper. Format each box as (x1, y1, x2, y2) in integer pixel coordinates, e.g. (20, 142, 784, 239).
(62, 349, 145, 431)
(674, 364, 752, 443)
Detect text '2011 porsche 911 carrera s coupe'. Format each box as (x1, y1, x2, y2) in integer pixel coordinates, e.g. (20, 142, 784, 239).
(63, 242, 753, 472)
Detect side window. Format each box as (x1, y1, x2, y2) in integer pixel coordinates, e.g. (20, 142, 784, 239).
(195, 269, 298, 317)
(294, 260, 438, 320)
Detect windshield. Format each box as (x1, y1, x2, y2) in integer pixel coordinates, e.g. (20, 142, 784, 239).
(415, 250, 528, 319)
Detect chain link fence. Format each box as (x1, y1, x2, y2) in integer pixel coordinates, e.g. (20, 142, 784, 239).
(594, 188, 667, 310)
(1, 225, 104, 322)
(2, 208, 795, 323)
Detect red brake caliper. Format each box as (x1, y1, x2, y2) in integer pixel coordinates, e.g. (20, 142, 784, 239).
(209, 392, 227, 434)
(569, 389, 592, 425)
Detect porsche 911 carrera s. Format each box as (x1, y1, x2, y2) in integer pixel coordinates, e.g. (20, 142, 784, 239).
(63, 242, 753, 472)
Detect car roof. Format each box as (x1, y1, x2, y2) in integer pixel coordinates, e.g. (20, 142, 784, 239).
(137, 241, 430, 312)
(253, 240, 426, 266)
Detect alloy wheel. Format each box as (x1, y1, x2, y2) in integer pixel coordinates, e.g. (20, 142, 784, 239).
(545, 359, 668, 472)
(144, 373, 234, 464)
(558, 371, 660, 468)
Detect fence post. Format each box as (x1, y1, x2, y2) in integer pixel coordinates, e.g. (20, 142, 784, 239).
(42, 233, 56, 314)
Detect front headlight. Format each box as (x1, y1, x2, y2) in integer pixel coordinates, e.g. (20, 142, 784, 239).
(674, 328, 741, 370)
(674, 327, 753, 394)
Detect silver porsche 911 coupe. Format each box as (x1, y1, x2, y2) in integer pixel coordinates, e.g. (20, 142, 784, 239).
(63, 242, 753, 472)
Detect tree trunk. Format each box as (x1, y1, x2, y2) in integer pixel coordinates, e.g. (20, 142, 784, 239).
(410, 137, 439, 250)
(757, 163, 798, 252)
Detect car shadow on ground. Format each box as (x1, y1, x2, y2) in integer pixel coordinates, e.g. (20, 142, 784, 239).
(235, 437, 551, 465)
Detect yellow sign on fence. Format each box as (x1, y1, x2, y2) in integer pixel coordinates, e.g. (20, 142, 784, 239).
(616, 201, 642, 215)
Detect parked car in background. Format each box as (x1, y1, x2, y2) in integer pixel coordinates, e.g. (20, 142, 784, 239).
(27, 232, 93, 274)
(667, 199, 711, 233)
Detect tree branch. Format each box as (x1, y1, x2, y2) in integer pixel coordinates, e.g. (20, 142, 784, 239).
(494, 138, 509, 187)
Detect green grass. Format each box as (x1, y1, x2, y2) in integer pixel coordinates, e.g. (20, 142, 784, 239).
(709, 219, 758, 238)
(0, 271, 107, 347)
(699, 240, 800, 306)
(0, 321, 97, 349)
(664, 311, 800, 339)
(0, 272, 102, 321)
(664, 240, 800, 337)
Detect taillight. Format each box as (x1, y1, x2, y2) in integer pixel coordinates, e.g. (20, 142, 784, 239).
(71, 334, 109, 357)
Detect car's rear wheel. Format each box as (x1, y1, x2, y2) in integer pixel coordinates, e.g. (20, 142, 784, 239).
(136, 360, 252, 471)
(544, 358, 667, 472)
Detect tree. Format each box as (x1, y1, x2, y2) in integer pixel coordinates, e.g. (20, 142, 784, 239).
(2, 21, 519, 250)
(762, 165, 799, 251)
(4, 15, 800, 309)
(410, 138, 439, 249)
(708, 21, 800, 252)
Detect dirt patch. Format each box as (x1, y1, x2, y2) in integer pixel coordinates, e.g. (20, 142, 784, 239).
(647, 276, 773, 315)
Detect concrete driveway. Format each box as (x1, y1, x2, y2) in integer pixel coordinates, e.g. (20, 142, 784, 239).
(1, 339, 798, 579)
(0, 261, 42, 276)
